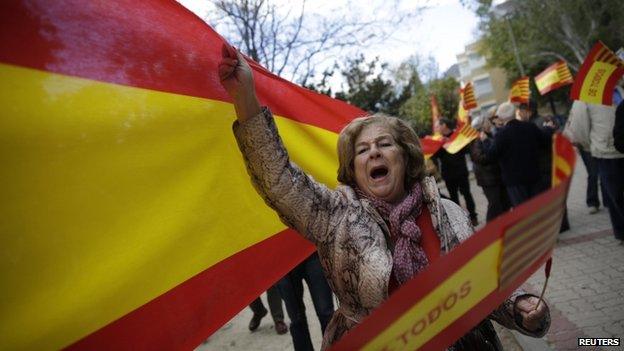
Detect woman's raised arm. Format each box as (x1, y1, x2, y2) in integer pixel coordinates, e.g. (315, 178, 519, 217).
(218, 43, 261, 123)
(218, 43, 345, 246)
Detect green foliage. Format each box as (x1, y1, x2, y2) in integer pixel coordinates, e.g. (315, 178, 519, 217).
(304, 55, 460, 137)
(332, 55, 400, 114)
(399, 77, 459, 136)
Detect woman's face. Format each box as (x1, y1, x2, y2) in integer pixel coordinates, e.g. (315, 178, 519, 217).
(354, 123, 406, 204)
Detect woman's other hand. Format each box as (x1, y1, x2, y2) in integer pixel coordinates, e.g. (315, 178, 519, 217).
(218, 43, 261, 122)
(515, 296, 547, 331)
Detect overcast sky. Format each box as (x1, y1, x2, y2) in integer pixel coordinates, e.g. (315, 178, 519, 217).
(179, 0, 480, 76)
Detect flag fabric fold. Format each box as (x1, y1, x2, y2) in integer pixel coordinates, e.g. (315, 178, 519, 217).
(570, 41, 624, 106)
(535, 60, 573, 95)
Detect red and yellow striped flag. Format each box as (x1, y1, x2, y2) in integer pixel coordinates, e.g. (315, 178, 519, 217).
(570, 41, 624, 106)
(461, 83, 477, 110)
(509, 76, 530, 104)
(430, 95, 443, 140)
(552, 133, 575, 187)
(443, 123, 479, 154)
(0, 1, 364, 350)
(535, 61, 574, 95)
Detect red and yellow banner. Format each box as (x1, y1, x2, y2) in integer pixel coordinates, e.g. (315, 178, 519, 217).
(570, 41, 624, 106)
(0, 1, 363, 350)
(331, 135, 576, 351)
(509, 76, 530, 104)
(535, 60, 573, 95)
(552, 133, 575, 187)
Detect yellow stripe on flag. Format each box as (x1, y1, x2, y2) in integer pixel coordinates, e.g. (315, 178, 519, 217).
(579, 61, 618, 105)
(362, 240, 502, 351)
(0, 63, 339, 350)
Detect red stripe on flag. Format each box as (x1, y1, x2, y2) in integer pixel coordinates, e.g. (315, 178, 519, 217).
(65, 229, 314, 351)
(0, 0, 362, 133)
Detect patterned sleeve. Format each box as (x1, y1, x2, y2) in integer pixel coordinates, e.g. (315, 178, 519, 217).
(490, 291, 551, 338)
(232, 107, 345, 246)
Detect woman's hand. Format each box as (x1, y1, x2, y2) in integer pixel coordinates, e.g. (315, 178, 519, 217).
(515, 296, 547, 331)
(218, 43, 261, 122)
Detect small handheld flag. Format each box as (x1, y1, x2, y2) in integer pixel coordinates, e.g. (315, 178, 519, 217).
(509, 76, 530, 104)
(570, 41, 624, 106)
(535, 61, 573, 95)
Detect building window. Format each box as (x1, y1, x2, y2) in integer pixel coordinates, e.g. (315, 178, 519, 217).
(468, 53, 486, 70)
(459, 62, 470, 79)
(474, 76, 493, 97)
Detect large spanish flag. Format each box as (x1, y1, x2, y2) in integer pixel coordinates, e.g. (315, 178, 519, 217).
(570, 41, 624, 106)
(0, 1, 365, 350)
(509, 76, 530, 104)
(535, 61, 573, 95)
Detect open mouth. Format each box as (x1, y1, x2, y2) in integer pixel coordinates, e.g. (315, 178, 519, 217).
(370, 166, 389, 180)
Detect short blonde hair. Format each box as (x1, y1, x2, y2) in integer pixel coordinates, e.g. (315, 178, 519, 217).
(337, 114, 425, 189)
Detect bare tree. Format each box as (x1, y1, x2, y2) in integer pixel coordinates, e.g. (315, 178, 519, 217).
(206, 0, 424, 85)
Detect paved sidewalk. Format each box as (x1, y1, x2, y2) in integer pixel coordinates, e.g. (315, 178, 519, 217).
(198, 151, 623, 350)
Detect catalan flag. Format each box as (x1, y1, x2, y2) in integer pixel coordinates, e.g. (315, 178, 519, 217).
(430, 95, 443, 140)
(0, 1, 363, 350)
(462, 83, 477, 110)
(535, 61, 574, 95)
(570, 41, 624, 106)
(509, 76, 530, 104)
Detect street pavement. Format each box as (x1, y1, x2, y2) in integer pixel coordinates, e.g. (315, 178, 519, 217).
(197, 151, 623, 350)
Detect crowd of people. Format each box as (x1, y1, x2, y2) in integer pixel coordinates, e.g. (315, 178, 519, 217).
(240, 86, 624, 349)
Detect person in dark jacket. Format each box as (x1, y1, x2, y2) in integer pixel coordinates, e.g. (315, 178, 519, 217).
(521, 102, 570, 231)
(615, 100, 624, 154)
(470, 113, 511, 221)
(482, 103, 553, 206)
(432, 118, 479, 225)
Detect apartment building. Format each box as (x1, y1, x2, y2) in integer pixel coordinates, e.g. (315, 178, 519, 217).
(456, 41, 510, 119)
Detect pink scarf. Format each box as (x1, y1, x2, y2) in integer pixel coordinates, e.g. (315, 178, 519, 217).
(357, 182, 428, 286)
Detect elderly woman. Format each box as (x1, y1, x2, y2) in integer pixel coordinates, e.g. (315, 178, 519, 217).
(218, 45, 550, 350)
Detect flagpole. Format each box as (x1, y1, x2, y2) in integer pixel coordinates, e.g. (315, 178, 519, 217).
(503, 15, 525, 76)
